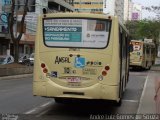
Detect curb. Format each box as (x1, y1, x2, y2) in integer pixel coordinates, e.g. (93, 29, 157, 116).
(150, 66, 160, 71)
(0, 74, 33, 80)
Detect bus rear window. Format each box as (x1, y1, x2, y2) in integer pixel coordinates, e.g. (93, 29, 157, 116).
(43, 18, 111, 48)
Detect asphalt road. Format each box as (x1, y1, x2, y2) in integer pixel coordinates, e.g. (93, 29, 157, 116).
(0, 70, 148, 120)
(0, 77, 51, 114)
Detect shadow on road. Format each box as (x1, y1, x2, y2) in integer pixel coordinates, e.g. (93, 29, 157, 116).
(46, 100, 117, 116)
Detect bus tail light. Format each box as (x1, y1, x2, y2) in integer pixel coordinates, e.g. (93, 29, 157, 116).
(43, 68, 48, 73)
(101, 65, 110, 76)
(102, 71, 107, 76)
(105, 66, 110, 71)
(41, 63, 48, 73)
(41, 63, 46, 68)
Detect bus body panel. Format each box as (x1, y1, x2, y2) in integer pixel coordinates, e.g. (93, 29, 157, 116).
(130, 40, 155, 69)
(33, 13, 129, 102)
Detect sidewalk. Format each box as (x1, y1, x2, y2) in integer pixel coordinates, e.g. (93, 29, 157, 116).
(0, 63, 33, 77)
(137, 65, 160, 114)
(0, 74, 33, 80)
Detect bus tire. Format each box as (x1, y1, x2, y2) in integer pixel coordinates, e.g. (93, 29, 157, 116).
(55, 98, 73, 104)
(115, 99, 122, 106)
(54, 98, 64, 103)
(116, 77, 123, 107)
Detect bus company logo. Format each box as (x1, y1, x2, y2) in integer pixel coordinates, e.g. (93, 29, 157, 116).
(74, 57, 85, 68)
(55, 56, 71, 64)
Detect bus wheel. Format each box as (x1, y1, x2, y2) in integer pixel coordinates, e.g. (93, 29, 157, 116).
(54, 98, 64, 103)
(54, 98, 73, 104)
(116, 79, 123, 107)
(115, 99, 122, 107)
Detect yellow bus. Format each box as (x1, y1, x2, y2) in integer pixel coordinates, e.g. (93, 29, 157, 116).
(130, 40, 155, 70)
(33, 13, 131, 106)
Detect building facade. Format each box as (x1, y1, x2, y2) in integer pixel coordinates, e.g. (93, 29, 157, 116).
(73, 0, 103, 13)
(0, 0, 11, 55)
(128, 1, 142, 21)
(0, 0, 74, 56)
(73, 0, 124, 22)
(124, 0, 130, 22)
(131, 3, 142, 20)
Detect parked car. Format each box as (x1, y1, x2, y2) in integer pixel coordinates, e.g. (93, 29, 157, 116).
(22, 53, 34, 66)
(18, 54, 29, 64)
(29, 53, 34, 66)
(0, 55, 14, 65)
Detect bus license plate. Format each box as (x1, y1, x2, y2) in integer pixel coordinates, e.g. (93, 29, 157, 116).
(67, 77, 81, 83)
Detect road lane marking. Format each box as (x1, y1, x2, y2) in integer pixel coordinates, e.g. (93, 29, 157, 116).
(25, 109, 36, 114)
(24, 100, 54, 114)
(35, 109, 51, 117)
(41, 101, 53, 107)
(137, 75, 149, 114)
(122, 99, 138, 103)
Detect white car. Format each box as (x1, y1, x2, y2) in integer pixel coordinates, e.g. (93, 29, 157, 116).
(29, 53, 34, 65)
(18, 54, 29, 64)
(0, 55, 14, 65)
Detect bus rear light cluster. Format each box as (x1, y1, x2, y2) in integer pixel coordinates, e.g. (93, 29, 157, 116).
(98, 75, 103, 81)
(41, 63, 48, 73)
(140, 56, 143, 60)
(101, 65, 110, 76)
(102, 71, 107, 76)
(43, 68, 48, 73)
(41, 63, 46, 68)
(105, 66, 110, 71)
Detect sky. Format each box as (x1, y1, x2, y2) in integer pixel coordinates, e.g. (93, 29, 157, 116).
(132, 0, 160, 19)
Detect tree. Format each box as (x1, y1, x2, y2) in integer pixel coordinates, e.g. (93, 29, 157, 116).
(9, 0, 28, 63)
(125, 20, 140, 39)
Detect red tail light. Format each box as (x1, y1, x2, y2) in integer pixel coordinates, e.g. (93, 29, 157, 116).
(105, 66, 110, 71)
(43, 68, 48, 73)
(140, 56, 143, 60)
(102, 71, 107, 76)
(41, 63, 46, 68)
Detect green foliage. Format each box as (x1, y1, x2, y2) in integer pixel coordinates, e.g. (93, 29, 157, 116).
(125, 20, 160, 44)
(125, 19, 160, 56)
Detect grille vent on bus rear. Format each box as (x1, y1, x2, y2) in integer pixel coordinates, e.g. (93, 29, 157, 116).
(63, 92, 84, 95)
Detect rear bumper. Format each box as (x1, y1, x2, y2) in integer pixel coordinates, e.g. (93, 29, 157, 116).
(33, 80, 119, 101)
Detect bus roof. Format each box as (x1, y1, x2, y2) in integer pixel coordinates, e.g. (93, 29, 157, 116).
(42, 12, 114, 19)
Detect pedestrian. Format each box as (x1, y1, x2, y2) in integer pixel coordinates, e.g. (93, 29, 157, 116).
(154, 76, 160, 114)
